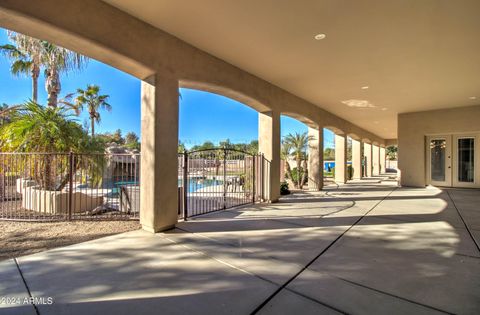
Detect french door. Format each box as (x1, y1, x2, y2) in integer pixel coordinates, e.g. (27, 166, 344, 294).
(453, 135, 476, 188)
(427, 134, 477, 187)
(427, 136, 452, 186)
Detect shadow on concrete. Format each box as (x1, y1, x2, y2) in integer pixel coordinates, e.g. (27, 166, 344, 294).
(4, 181, 479, 314)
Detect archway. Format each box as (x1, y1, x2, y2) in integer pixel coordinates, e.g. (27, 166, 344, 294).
(0, 28, 143, 222)
(177, 88, 274, 217)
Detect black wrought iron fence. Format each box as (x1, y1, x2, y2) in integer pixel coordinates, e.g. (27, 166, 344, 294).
(178, 148, 271, 219)
(0, 152, 140, 221)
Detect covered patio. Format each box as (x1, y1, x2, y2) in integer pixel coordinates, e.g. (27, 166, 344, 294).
(2, 178, 479, 314)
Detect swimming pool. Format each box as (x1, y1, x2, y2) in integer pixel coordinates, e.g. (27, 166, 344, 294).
(108, 181, 138, 197)
(178, 178, 223, 193)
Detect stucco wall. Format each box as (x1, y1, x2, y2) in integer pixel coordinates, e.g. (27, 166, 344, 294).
(0, 0, 385, 145)
(398, 105, 480, 187)
(0, 0, 387, 231)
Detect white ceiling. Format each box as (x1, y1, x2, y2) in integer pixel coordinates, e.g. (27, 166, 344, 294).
(104, 0, 480, 139)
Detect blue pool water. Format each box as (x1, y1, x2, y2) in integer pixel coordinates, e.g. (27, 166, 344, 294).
(178, 178, 223, 193)
(108, 181, 138, 197)
(76, 180, 138, 198)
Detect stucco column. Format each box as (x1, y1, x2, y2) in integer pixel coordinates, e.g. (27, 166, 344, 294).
(308, 126, 324, 190)
(364, 143, 372, 177)
(380, 147, 386, 173)
(140, 75, 179, 233)
(372, 145, 380, 175)
(351, 139, 362, 179)
(334, 134, 347, 183)
(259, 111, 280, 202)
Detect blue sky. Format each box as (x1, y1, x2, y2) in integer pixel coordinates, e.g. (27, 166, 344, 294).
(0, 30, 141, 135)
(0, 28, 334, 148)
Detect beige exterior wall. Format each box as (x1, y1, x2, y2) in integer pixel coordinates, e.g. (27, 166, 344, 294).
(259, 111, 281, 202)
(352, 139, 362, 179)
(398, 105, 480, 187)
(372, 145, 380, 176)
(308, 127, 323, 190)
(334, 134, 347, 183)
(364, 143, 372, 177)
(140, 76, 180, 232)
(386, 139, 398, 146)
(0, 0, 385, 145)
(380, 147, 386, 173)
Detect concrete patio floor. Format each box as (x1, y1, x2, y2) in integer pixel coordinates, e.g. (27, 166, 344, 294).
(1, 177, 479, 315)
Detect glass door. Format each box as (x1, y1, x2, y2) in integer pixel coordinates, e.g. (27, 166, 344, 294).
(453, 135, 476, 187)
(427, 136, 452, 186)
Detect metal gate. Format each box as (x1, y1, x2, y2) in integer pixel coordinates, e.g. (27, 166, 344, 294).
(179, 148, 260, 219)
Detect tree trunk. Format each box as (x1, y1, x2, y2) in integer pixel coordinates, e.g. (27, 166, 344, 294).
(31, 66, 39, 103)
(301, 159, 308, 189)
(91, 117, 95, 137)
(296, 157, 301, 188)
(42, 155, 56, 191)
(46, 70, 61, 108)
(284, 160, 293, 186)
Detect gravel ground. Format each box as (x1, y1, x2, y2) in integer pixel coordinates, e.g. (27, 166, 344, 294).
(0, 220, 140, 261)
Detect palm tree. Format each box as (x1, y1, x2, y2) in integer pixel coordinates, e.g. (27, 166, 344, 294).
(42, 42, 89, 108)
(0, 103, 11, 125)
(1, 32, 89, 107)
(0, 33, 43, 102)
(178, 141, 186, 153)
(386, 145, 398, 160)
(281, 140, 293, 184)
(283, 132, 313, 189)
(0, 101, 85, 153)
(125, 132, 140, 150)
(75, 85, 111, 137)
(0, 101, 86, 190)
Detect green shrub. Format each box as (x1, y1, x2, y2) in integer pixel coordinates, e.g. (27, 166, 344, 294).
(280, 181, 290, 195)
(288, 167, 308, 186)
(347, 165, 353, 180)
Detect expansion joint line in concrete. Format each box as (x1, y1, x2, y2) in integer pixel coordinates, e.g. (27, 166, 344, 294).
(172, 227, 343, 313)
(250, 187, 398, 315)
(336, 276, 453, 314)
(445, 190, 480, 253)
(14, 258, 40, 315)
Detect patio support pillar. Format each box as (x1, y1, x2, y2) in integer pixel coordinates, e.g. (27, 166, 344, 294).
(364, 143, 372, 177)
(259, 110, 281, 202)
(373, 145, 380, 176)
(352, 139, 362, 179)
(334, 134, 347, 184)
(140, 74, 179, 233)
(380, 147, 386, 174)
(308, 126, 323, 190)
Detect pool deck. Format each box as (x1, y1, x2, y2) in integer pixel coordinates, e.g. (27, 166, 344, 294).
(1, 176, 479, 314)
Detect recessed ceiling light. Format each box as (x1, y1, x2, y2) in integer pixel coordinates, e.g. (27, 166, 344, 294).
(381, 107, 388, 111)
(469, 96, 477, 100)
(361, 86, 369, 90)
(314, 34, 326, 40)
(341, 99, 375, 108)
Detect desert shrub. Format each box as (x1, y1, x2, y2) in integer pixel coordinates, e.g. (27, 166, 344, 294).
(347, 165, 353, 180)
(288, 167, 308, 186)
(280, 181, 290, 195)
